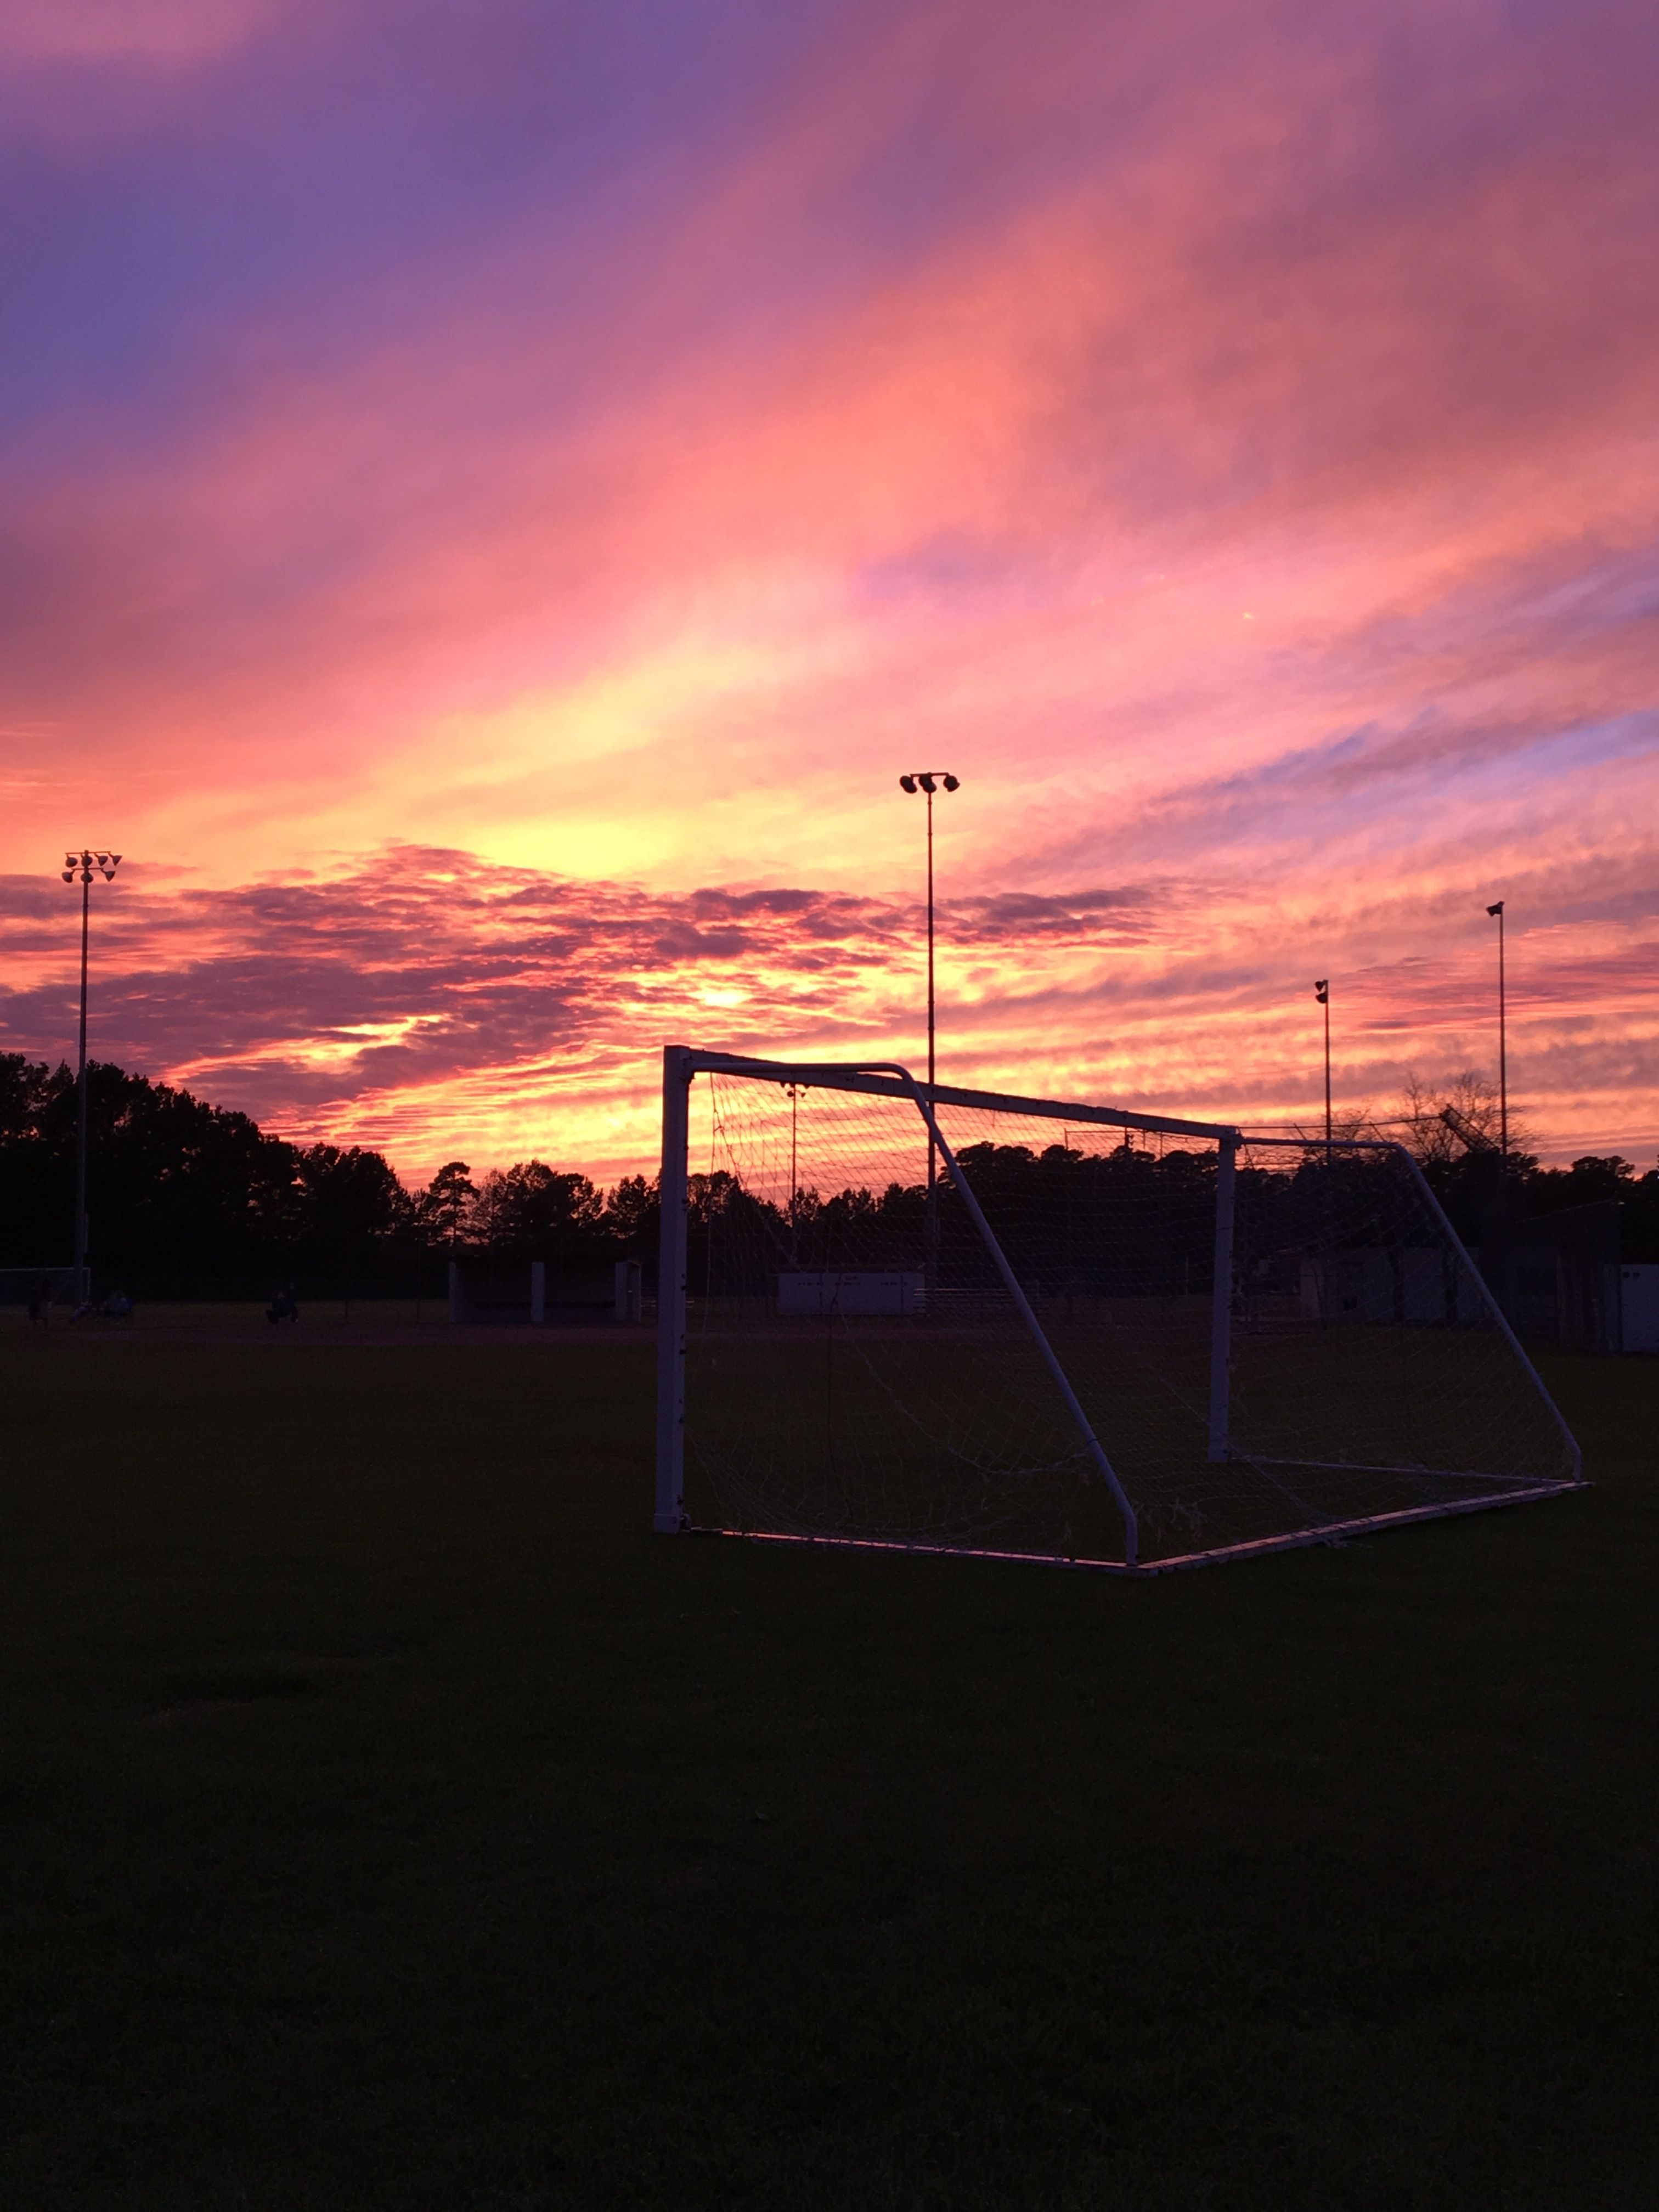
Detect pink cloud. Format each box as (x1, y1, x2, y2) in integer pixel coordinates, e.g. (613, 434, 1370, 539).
(3, 843, 1655, 1179)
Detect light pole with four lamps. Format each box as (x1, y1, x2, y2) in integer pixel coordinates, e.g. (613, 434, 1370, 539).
(61, 849, 122, 1301)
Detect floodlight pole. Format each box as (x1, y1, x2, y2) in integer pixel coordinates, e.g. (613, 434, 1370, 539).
(898, 771, 960, 1282)
(1314, 979, 1331, 1166)
(76, 867, 89, 1293)
(926, 788, 936, 1091)
(1487, 901, 1508, 1160)
(61, 848, 121, 1302)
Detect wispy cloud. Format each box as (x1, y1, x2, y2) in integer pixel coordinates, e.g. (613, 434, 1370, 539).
(4, 843, 1656, 1176)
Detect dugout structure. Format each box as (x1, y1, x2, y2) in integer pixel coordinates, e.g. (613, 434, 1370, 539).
(654, 1048, 1583, 1572)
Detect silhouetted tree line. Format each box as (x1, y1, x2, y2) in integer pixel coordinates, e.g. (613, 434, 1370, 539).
(0, 1057, 662, 1290)
(691, 1140, 1449, 1298)
(1390, 1070, 1659, 1259)
(4, 1052, 1653, 1293)
(694, 1127, 1659, 1300)
(691, 1140, 1221, 1296)
(1412, 1148, 1659, 1263)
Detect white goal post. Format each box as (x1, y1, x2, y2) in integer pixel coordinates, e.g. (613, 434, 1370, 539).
(655, 1047, 1584, 1573)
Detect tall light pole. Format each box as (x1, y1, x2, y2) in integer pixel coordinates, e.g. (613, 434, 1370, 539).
(60, 849, 122, 1299)
(1314, 979, 1331, 1164)
(898, 771, 960, 1283)
(897, 771, 960, 1092)
(1486, 900, 1507, 1160)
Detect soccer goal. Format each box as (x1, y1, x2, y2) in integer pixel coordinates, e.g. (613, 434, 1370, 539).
(654, 1048, 1584, 1572)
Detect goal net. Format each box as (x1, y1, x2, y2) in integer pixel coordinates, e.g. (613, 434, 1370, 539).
(0, 1267, 81, 1311)
(654, 1050, 1583, 1572)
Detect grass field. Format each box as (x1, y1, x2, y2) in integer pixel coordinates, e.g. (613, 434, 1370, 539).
(1, 1314, 1655, 2208)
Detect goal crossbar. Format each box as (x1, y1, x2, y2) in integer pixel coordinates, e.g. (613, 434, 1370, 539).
(677, 1049, 1239, 1141)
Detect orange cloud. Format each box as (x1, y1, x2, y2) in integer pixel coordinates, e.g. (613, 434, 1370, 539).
(3, 844, 1656, 1178)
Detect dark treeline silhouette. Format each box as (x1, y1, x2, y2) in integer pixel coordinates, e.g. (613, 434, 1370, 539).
(696, 1130, 1659, 1299)
(693, 1141, 1222, 1296)
(697, 1141, 1445, 1300)
(1407, 1146, 1659, 1261)
(0, 1056, 661, 1293)
(1393, 1067, 1659, 1258)
(4, 1052, 1655, 1294)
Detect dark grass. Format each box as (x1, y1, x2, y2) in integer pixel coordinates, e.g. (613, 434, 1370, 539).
(0, 1325, 1655, 2209)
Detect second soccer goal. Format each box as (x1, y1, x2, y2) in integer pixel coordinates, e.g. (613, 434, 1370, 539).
(653, 1048, 1582, 1572)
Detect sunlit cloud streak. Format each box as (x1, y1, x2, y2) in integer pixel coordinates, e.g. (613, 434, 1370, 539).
(3, 847, 1656, 1180)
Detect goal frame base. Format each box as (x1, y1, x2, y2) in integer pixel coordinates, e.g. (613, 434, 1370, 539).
(687, 1479, 1587, 1575)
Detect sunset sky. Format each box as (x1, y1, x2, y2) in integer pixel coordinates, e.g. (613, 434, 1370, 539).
(3, 0, 1656, 1182)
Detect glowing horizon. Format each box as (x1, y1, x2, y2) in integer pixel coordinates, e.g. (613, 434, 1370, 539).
(3, 2, 1656, 1180)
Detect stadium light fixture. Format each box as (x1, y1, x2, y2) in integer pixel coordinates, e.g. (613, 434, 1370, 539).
(61, 849, 123, 1302)
(1486, 900, 1508, 1159)
(1313, 980, 1331, 1164)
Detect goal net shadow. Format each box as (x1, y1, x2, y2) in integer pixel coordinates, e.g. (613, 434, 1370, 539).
(655, 1051, 1583, 1573)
